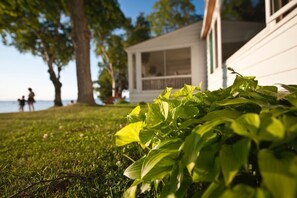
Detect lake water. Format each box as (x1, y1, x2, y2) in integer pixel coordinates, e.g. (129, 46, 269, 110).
(0, 99, 103, 114)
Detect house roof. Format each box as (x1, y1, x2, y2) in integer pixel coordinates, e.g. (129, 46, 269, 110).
(201, 0, 216, 39)
(125, 21, 203, 52)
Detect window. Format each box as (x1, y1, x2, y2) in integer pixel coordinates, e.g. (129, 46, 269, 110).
(271, 0, 292, 14)
(142, 51, 164, 77)
(141, 48, 191, 77)
(268, 0, 297, 23)
(166, 48, 191, 75)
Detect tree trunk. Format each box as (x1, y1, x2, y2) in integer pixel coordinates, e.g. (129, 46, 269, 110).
(99, 44, 116, 97)
(111, 74, 116, 97)
(47, 67, 63, 106)
(67, 0, 95, 105)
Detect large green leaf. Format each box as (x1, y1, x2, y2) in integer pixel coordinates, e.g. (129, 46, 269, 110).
(258, 115, 285, 141)
(283, 115, 297, 133)
(173, 105, 198, 120)
(258, 149, 297, 198)
(127, 105, 142, 123)
(220, 184, 265, 198)
(139, 129, 155, 146)
(124, 157, 145, 180)
(141, 139, 181, 180)
(256, 85, 278, 99)
(158, 161, 191, 197)
(231, 113, 260, 143)
(179, 118, 201, 129)
(115, 121, 143, 146)
(183, 128, 219, 175)
(159, 163, 180, 197)
(280, 84, 297, 93)
(194, 119, 229, 137)
(171, 84, 198, 98)
(220, 139, 251, 185)
(157, 87, 172, 100)
(173, 176, 193, 198)
(217, 97, 267, 107)
(285, 94, 297, 107)
(129, 105, 141, 116)
(122, 180, 141, 198)
(146, 102, 169, 127)
(200, 109, 240, 122)
(230, 75, 257, 94)
(182, 132, 202, 174)
(192, 151, 220, 182)
(201, 180, 226, 198)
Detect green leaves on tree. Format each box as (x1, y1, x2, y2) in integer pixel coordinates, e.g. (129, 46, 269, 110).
(147, 0, 202, 35)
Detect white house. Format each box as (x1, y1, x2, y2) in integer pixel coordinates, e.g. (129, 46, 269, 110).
(201, 0, 297, 90)
(126, 22, 207, 102)
(126, 18, 264, 102)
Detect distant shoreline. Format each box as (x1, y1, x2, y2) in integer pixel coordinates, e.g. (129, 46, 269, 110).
(0, 99, 103, 113)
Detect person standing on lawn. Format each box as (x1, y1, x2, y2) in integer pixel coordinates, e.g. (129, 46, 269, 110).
(18, 95, 26, 112)
(27, 88, 35, 111)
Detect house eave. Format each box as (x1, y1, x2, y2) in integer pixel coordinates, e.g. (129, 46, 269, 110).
(126, 21, 203, 52)
(201, 0, 217, 39)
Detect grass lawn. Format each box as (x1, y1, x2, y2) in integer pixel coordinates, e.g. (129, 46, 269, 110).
(0, 104, 137, 197)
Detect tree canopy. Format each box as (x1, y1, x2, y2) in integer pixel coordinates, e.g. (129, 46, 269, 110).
(94, 12, 151, 103)
(147, 0, 202, 36)
(0, 0, 127, 106)
(0, 0, 73, 106)
(125, 13, 151, 47)
(95, 34, 127, 100)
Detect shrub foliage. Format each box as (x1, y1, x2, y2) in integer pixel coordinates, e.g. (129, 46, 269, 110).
(115, 74, 297, 197)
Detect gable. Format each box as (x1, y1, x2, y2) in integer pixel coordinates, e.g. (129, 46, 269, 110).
(126, 21, 203, 52)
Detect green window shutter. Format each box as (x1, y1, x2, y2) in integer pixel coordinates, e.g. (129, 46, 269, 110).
(209, 30, 214, 74)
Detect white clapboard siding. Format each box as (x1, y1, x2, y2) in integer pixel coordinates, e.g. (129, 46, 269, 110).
(226, 10, 297, 88)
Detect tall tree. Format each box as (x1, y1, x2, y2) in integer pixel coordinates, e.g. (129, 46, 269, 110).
(0, 0, 73, 106)
(96, 35, 127, 99)
(65, 0, 125, 104)
(125, 13, 151, 47)
(95, 68, 112, 103)
(89, 0, 126, 98)
(66, 0, 95, 105)
(94, 13, 151, 102)
(147, 0, 201, 35)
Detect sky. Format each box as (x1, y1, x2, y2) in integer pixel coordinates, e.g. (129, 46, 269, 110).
(0, 0, 204, 101)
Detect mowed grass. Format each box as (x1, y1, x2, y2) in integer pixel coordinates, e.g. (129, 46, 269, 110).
(0, 104, 136, 197)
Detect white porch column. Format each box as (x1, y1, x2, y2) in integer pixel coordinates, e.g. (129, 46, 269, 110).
(217, 13, 222, 69)
(136, 52, 142, 92)
(127, 52, 133, 92)
(265, 0, 271, 24)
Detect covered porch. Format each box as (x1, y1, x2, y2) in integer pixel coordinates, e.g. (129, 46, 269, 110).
(126, 22, 206, 102)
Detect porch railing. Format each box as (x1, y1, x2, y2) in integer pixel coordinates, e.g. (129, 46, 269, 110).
(142, 76, 192, 90)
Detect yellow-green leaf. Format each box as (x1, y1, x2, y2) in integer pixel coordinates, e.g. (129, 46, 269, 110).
(259, 149, 297, 198)
(220, 139, 251, 186)
(115, 121, 143, 146)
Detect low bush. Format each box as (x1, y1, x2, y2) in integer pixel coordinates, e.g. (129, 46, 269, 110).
(115, 73, 297, 197)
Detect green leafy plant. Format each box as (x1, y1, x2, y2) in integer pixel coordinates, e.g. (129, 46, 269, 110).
(115, 74, 297, 197)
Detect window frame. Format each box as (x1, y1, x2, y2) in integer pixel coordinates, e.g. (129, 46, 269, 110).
(266, 0, 297, 24)
(141, 47, 192, 78)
